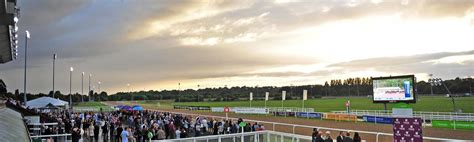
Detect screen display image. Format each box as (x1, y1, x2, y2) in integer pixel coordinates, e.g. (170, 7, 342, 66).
(372, 75, 416, 103)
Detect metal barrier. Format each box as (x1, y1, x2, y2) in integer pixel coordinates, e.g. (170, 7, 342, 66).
(146, 108, 469, 142)
(30, 134, 71, 142)
(332, 110, 474, 121)
(154, 130, 312, 142)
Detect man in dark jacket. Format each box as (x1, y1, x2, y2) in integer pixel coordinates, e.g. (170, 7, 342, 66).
(336, 131, 344, 142)
(343, 132, 353, 142)
(71, 127, 81, 142)
(94, 123, 100, 141)
(102, 121, 109, 141)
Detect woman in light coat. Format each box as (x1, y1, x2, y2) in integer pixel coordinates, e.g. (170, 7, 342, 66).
(88, 121, 95, 141)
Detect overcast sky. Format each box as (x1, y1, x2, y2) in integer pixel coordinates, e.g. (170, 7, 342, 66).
(1, 0, 473, 94)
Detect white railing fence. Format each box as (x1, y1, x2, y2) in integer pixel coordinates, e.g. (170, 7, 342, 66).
(332, 110, 474, 121)
(145, 108, 469, 142)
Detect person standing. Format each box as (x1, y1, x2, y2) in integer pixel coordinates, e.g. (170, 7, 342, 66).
(157, 127, 166, 140)
(102, 121, 109, 142)
(343, 131, 353, 142)
(336, 131, 344, 142)
(312, 128, 318, 142)
(94, 122, 100, 142)
(323, 131, 333, 142)
(88, 121, 95, 142)
(353, 132, 361, 142)
(71, 127, 81, 142)
(121, 127, 130, 142)
(117, 125, 123, 142)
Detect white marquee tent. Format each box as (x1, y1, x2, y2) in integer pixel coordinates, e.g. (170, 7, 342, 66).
(26, 97, 69, 108)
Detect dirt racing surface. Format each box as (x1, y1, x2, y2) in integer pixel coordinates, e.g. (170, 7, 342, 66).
(105, 102, 474, 141)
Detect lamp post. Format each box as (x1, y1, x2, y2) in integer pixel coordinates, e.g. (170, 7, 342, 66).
(128, 83, 131, 101)
(430, 78, 456, 112)
(52, 54, 56, 98)
(468, 76, 472, 94)
(428, 74, 434, 96)
(197, 84, 200, 102)
(89, 74, 92, 101)
(249, 92, 253, 107)
(23, 30, 30, 105)
(69, 67, 73, 108)
(98, 81, 101, 93)
(178, 83, 180, 102)
(81, 72, 84, 102)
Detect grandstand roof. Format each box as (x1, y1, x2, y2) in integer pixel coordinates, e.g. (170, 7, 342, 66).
(0, 0, 18, 63)
(0, 104, 30, 142)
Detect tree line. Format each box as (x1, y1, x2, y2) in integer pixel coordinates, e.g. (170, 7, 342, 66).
(1, 77, 472, 103)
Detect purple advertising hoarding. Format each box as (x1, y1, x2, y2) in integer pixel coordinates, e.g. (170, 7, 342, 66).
(393, 117, 423, 142)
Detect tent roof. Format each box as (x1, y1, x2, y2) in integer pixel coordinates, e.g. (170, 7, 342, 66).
(26, 97, 68, 108)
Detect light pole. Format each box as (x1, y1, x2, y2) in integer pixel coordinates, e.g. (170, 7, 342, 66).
(428, 74, 434, 96)
(468, 76, 472, 94)
(127, 83, 131, 101)
(178, 83, 180, 102)
(81, 72, 84, 102)
(197, 84, 200, 102)
(23, 30, 30, 105)
(430, 78, 456, 112)
(52, 54, 56, 98)
(98, 81, 101, 93)
(89, 74, 92, 101)
(69, 67, 73, 108)
(249, 92, 253, 107)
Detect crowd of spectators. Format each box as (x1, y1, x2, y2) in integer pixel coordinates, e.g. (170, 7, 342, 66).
(312, 128, 362, 142)
(69, 109, 265, 142)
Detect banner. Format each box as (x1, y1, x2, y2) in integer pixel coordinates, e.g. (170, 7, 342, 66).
(432, 120, 474, 130)
(303, 90, 307, 100)
(324, 113, 357, 121)
(296, 112, 322, 119)
(265, 92, 269, 101)
(393, 117, 423, 142)
(234, 108, 268, 114)
(211, 107, 224, 112)
(363, 115, 393, 124)
(249, 92, 253, 101)
(282, 91, 286, 100)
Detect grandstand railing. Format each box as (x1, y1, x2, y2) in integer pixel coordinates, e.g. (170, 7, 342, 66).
(150, 109, 470, 142)
(158, 130, 313, 142)
(30, 134, 70, 142)
(331, 109, 474, 121)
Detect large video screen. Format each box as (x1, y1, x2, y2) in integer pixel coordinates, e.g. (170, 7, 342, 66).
(372, 75, 416, 103)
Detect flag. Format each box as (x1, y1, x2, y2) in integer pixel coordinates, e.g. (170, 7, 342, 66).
(249, 92, 253, 101)
(265, 92, 269, 101)
(303, 90, 307, 100)
(282, 91, 286, 100)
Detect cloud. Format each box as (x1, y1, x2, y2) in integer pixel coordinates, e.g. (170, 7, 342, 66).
(2, 0, 474, 94)
(328, 50, 474, 79)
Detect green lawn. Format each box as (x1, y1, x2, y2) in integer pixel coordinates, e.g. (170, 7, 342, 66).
(168, 96, 474, 113)
(74, 101, 114, 112)
(75, 101, 108, 106)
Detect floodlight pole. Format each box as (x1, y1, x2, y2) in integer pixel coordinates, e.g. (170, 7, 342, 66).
(69, 67, 73, 108)
(429, 74, 434, 96)
(81, 72, 84, 102)
(89, 74, 92, 101)
(52, 54, 56, 98)
(431, 78, 456, 113)
(440, 80, 456, 113)
(23, 31, 30, 105)
(197, 84, 200, 102)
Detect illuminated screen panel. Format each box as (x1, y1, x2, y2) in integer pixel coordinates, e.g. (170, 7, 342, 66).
(372, 75, 416, 103)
